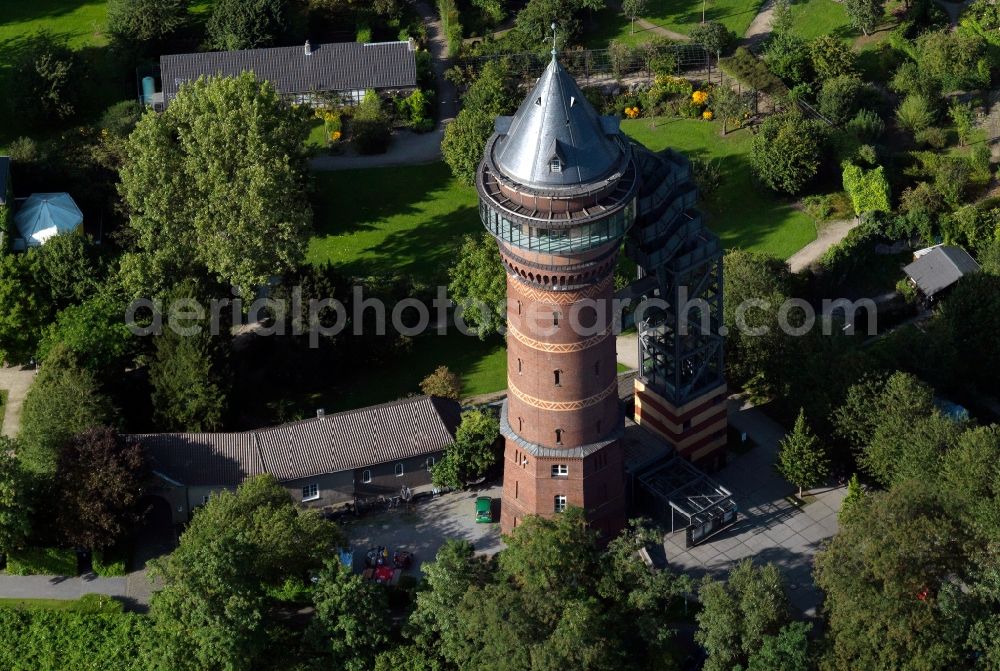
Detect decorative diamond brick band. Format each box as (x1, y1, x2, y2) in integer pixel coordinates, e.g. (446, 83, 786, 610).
(512, 274, 612, 304)
(506, 379, 619, 411)
(507, 323, 612, 353)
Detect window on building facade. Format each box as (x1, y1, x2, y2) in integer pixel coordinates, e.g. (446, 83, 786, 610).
(553, 311, 560, 326)
(551, 464, 568, 477)
(426, 456, 435, 471)
(302, 483, 319, 501)
(515, 480, 519, 499)
(550, 157, 562, 173)
(594, 360, 600, 376)
(395, 463, 404, 477)
(518, 358, 523, 374)
(518, 416, 523, 432)
(362, 470, 372, 484)
(596, 419, 602, 435)
(554, 369, 561, 386)
(554, 495, 567, 513)
(555, 428, 563, 444)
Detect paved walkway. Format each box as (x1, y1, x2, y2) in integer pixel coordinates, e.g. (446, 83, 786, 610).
(0, 573, 127, 600)
(786, 218, 859, 272)
(742, 0, 777, 49)
(310, 0, 458, 171)
(0, 364, 36, 438)
(664, 397, 846, 617)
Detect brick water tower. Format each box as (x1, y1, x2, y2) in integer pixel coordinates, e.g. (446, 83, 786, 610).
(476, 48, 639, 538)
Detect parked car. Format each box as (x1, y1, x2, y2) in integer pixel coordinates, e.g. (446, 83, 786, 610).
(475, 496, 493, 523)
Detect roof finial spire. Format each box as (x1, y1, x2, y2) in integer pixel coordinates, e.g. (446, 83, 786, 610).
(551, 21, 557, 60)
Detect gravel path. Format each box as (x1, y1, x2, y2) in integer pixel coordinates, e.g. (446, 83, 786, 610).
(310, 0, 458, 172)
(786, 218, 859, 273)
(742, 0, 776, 49)
(0, 364, 36, 438)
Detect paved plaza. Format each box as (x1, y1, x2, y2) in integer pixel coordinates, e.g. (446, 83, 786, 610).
(663, 398, 847, 617)
(343, 483, 505, 574)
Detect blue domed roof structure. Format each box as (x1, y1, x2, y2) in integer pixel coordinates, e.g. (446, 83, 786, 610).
(14, 193, 83, 247)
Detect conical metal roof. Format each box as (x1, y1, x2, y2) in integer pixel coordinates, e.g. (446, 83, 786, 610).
(493, 56, 624, 189)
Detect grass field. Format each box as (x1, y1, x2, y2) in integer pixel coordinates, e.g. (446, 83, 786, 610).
(643, 0, 763, 37)
(788, 0, 855, 41)
(0, 594, 123, 613)
(622, 118, 818, 259)
(583, 5, 660, 48)
(308, 162, 481, 283)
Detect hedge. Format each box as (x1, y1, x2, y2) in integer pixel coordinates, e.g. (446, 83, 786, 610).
(92, 547, 129, 577)
(7, 548, 77, 576)
(842, 162, 891, 216)
(0, 608, 148, 671)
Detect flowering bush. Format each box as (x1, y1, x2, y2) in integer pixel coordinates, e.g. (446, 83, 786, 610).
(703, 110, 714, 120)
(692, 90, 709, 105)
(330, 130, 342, 141)
(654, 75, 694, 96)
(624, 105, 641, 119)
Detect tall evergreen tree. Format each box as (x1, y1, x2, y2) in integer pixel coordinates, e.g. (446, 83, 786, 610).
(776, 408, 829, 498)
(149, 315, 227, 432)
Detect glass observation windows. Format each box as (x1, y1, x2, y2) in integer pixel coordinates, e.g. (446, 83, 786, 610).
(480, 200, 635, 254)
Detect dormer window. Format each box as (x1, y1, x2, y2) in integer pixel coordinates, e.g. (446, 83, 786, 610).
(549, 157, 562, 173)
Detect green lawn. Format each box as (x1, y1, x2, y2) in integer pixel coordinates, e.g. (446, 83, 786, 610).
(643, 0, 763, 37)
(788, 0, 855, 41)
(0, 0, 125, 150)
(307, 118, 328, 148)
(0, 594, 123, 613)
(622, 118, 818, 259)
(583, 5, 660, 48)
(308, 162, 480, 283)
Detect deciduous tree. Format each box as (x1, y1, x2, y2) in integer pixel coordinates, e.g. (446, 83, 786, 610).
(621, 0, 648, 35)
(749, 112, 827, 195)
(308, 560, 391, 671)
(0, 441, 32, 557)
(432, 409, 499, 489)
(206, 0, 287, 51)
(147, 475, 342, 670)
(55, 428, 147, 551)
(844, 0, 883, 35)
(119, 72, 312, 294)
(447, 233, 506, 339)
(420, 365, 463, 400)
(11, 32, 81, 126)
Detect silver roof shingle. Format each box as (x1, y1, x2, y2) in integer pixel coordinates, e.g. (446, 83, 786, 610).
(492, 56, 624, 188)
(160, 40, 417, 102)
(904, 245, 981, 298)
(131, 396, 460, 487)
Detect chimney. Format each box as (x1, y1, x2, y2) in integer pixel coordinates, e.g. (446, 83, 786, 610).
(304, 40, 312, 56)
(316, 408, 325, 419)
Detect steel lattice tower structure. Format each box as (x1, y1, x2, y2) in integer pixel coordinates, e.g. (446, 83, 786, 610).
(477, 47, 725, 537)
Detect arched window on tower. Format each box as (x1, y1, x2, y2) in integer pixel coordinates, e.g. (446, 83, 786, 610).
(553, 369, 562, 386)
(555, 428, 563, 444)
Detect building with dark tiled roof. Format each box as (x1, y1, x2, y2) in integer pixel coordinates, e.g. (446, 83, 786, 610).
(903, 244, 981, 301)
(155, 39, 418, 107)
(132, 395, 460, 523)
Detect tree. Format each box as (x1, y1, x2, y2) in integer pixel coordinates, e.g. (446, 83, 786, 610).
(914, 30, 989, 93)
(432, 409, 499, 489)
(695, 560, 792, 671)
(808, 34, 857, 81)
(815, 480, 970, 670)
(841, 162, 891, 216)
(442, 61, 517, 185)
(709, 85, 749, 135)
(11, 32, 81, 126)
(0, 251, 50, 365)
(34, 232, 102, 310)
(448, 233, 506, 339)
(763, 34, 811, 85)
(206, 0, 287, 51)
(776, 408, 829, 497)
(148, 287, 228, 432)
(511, 0, 602, 51)
(119, 72, 312, 295)
(746, 621, 811, 671)
(352, 90, 393, 155)
(18, 346, 113, 477)
(817, 75, 867, 124)
(843, 0, 882, 35)
(840, 473, 863, 518)
(54, 428, 147, 551)
(749, 112, 827, 195)
(770, 0, 793, 34)
(0, 441, 32, 557)
(689, 21, 736, 56)
(722, 249, 791, 394)
(895, 93, 935, 135)
(621, 0, 648, 35)
(147, 475, 342, 670)
(420, 365, 463, 400)
(308, 560, 391, 671)
(37, 291, 134, 372)
(107, 0, 189, 49)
